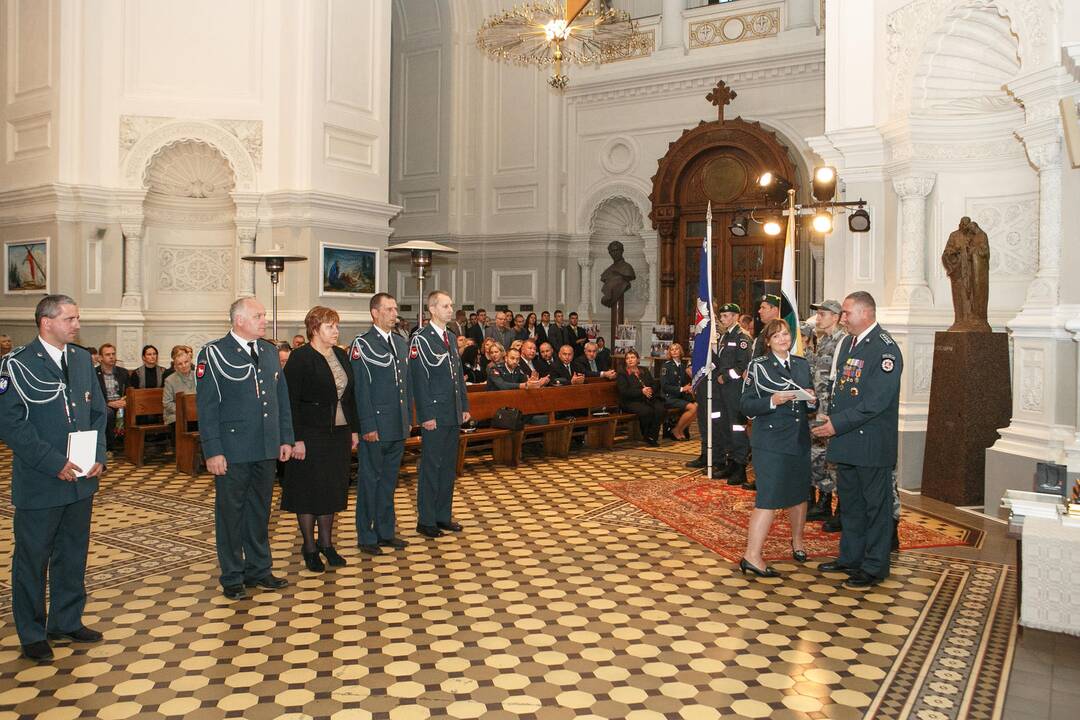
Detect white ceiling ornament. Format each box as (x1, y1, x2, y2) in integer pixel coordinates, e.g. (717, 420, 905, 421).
(911, 4, 1021, 116)
(146, 141, 236, 198)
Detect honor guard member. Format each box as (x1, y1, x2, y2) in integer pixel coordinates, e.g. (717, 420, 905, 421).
(410, 291, 471, 538)
(812, 291, 902, 590)
(0, 295, 106, 662)
(196, 297, 295, 600)
(753, 295, 782, 358)
(805, 299, 846, 522)
(351, 292, 412, 556)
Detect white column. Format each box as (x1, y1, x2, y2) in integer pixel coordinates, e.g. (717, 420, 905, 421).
(577, 256, 594, 318)
(659, 0, 683, 51)
(120, 225, 143, 310)
(891, 174, 935, 307)
(236, 227, 256, 298)
(1023, 139, 1062, 307)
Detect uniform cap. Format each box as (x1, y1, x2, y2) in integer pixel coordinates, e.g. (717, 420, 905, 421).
(718, 303, 741, 314)
(759, 294, 781, 308)
(810, 299, 842, 314)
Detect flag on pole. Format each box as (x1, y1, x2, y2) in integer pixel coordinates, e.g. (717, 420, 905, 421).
(781, 192, 803, 356)
(691, 205, 715, 390)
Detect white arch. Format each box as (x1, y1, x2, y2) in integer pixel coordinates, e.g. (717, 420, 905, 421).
(122, 120, 258, 192)
(577, 177, 653, 236)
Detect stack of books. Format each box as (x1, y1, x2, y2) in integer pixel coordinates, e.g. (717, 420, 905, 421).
(1001, 490, 1063, 520)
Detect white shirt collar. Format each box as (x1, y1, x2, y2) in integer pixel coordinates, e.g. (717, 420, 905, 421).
(854, 323, 878, 347)
(231, 330, 258, 354)
(772, 351, 791, 365)
(39, 336, 65, 367)
(429, 320, 447, 334)
(374, 326, 392, 344)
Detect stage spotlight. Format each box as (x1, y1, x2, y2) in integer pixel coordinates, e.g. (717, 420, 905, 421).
(848, 207, 871, 233)
(729, 213, 749, 237)
(757, 172, 792, 204)
(762, 216, 783, 236)
(812, 166, 836, 202)
(811, 210, 833, 234)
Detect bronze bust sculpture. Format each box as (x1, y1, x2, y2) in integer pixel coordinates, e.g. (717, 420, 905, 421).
(942, 216, 991, 332)
(600, 240, 636, 309)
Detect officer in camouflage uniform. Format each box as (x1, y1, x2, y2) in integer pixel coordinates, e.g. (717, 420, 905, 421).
(805, 300, 846, 522)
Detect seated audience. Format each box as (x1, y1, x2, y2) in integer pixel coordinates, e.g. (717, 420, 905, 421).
(162, 345, 196, 435)
(95, 343, 130, 451)
(573, 341, 616, 379)
(535, 342, 555, 378)
(616, 349, 665, 446)
(660, 342, 697, 441)
(292, 334, 306, 349)
(512, 313, 529, 341)
(595, 337, 612, 371)
(278, 343, 292, 369)
(549, 345, 584, 386)
(129, 344, 164, 389)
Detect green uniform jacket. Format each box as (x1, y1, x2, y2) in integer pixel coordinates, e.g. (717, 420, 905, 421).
(0, 340, 106, 509)
(410, 324, 470, 426)
(350, 328, 413, 442)
(825, 324, 902, 468)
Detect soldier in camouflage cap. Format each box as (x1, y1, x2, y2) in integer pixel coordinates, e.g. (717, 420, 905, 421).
(805, 300, 845, 523)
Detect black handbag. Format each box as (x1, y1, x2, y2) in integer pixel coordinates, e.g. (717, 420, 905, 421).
(491, 407, 525, 431)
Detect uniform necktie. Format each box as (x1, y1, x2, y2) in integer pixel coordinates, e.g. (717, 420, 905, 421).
(850, 335, 858, 354)
(442, 330, 450, 349)
(247, 341, 258, 364)
(783, 359, 790, 371)
(60, 352, 69, 385)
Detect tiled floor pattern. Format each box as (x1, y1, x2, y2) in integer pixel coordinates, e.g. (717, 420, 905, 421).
(0, 445, 1017, 719)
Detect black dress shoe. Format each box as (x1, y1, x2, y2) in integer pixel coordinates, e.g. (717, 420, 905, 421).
(685, 457, 706, 469)
(790, 541, 808, 563)
(843, 571, 885, 589)
(645, 437, 659, 447)
(378, 537, 408, 549)
(417, 525, 444, 538)
(318, 545, 347, 567)
(21, 641, 52, 662)
(818, 560, 858, 575)
(822, 514, 842, 533)
(437, 521, 463, 532)
(738, 558, 781, 578)
(223, 584, 247, 600)
(244, 574, 288, 590)
(662, 426, 677, 441)
(357, 544, 383, 556)
(47, 626, 103, 643)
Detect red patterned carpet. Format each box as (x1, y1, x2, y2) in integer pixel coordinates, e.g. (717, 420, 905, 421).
(602, 473, 977, 562)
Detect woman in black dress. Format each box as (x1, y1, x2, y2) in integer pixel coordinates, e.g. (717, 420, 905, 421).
(616, 350, 666, 446)
(660, 342, 697, 440)
(283, 306, 359, 572)
(738, 319, 816, 578)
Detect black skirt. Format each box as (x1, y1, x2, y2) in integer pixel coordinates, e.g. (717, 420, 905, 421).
(281, 425, 352, 514)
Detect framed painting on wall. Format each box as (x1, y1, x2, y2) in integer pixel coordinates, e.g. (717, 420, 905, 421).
(319, 243, 379, 298)
(5, 238, 49, 294)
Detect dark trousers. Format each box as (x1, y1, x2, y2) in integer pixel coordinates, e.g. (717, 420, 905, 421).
(624, 399, 665, 440)
(214, 459, 275, 587)
(696, 381, 730, 466)
(720, 381, 749, 464)
(12, 496, 94, 644)
(357, 439, 405, 545)
(836, 463, 893, 578)
(105, 408, 120, 450)
(417, 423, 459, 527)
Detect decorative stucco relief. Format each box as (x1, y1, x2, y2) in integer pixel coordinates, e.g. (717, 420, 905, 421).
(157, 246, 233, 293)
(966, 194, 1038, 276)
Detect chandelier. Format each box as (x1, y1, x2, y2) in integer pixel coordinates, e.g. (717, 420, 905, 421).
(476, 1, 645, 90)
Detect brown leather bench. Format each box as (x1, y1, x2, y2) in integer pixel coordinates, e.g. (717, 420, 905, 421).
(174, 392, 201, 476)
(123, 388, 170, 466)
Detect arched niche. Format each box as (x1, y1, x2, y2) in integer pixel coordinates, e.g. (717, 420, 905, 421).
(122, 120, 258, 192)
(587, 196, 649, 325)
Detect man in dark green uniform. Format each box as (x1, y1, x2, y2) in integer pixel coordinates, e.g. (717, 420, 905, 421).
(410, 291, 471, 538)
(196, 297, 295, 600)
(753, 295, 782, 358)
(812, 291, 902, 589)
(0, 295, 106, 661)
(351, 292, 412, 556)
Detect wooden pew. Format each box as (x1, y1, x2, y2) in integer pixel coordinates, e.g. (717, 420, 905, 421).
(174, 392, 201, 476)
(123, 388, 170, 466)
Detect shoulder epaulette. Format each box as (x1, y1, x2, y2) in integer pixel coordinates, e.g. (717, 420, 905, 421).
(879, 332, 894, 346)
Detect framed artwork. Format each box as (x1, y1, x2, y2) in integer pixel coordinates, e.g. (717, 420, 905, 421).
(319, 242, 378, 298)
(5, 238, 49, 294)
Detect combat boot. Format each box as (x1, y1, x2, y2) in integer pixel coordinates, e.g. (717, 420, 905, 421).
(685, 455, 706, 469)
(807, 492, 833, 521)
(711, 457, 735, 479)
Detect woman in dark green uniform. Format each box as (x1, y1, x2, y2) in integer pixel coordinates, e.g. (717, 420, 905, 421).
(660, 342, 697, 440)
(738, 319, 816, 578)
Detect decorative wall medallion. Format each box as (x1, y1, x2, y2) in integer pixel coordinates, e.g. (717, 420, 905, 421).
(966, 194, 1038, 277)
(157, 246, 233, 293)
(689, 9, 779, 49)
(599, 137, 638, 175)
(600, 28, 654, 64)
(702, 156, 748, 204)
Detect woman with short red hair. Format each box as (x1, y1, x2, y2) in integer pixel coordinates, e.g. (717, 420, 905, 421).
(282, 306, 359, 572)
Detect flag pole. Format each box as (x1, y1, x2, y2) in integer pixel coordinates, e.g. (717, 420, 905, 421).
(705, 202, 715, 480)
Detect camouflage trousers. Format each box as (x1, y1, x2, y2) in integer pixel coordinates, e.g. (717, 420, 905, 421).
(891, 468, 900, 521)
(810, 437, 836, 493)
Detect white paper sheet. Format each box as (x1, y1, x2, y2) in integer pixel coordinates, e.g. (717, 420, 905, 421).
(66, 430, 98, 477)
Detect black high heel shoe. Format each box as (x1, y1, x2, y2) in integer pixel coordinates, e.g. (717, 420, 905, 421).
(790, 541, 807, 563)
(302, 550, 325, 572)
(739, 558, 781, 578)
(318, 545, 347, 567)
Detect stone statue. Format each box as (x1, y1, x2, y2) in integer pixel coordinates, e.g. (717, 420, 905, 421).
(599, 240, 636, 309)
(942, 216, 991, 332)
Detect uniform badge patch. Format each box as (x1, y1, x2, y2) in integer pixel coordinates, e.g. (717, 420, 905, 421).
(196, 362, 206, 378)
(851, 387, 859, 397)
(409, 345, 418, 360)
(351, 344, 361, 360)
(85, 391, 91, 403)
(0, 376, 8, 394)
(881, 357, 895, 373)
(739, 340, 748, 350)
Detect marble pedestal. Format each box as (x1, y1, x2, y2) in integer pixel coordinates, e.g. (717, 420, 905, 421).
(921, 331, 1012, 506)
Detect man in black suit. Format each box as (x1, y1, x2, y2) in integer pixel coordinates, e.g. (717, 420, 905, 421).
(595, 337, 613, 371)
(535, 342, 555, 378)
(536, 311, 553, 347)
(573, 342, 616, 379)
(547, 311, 568, 353)
(466, 308, 486, 346)
(567, 312, 589, 357)
(518, 340, 550, 384)
(95, 343, 129, 452)
(549, 345, 584, 386)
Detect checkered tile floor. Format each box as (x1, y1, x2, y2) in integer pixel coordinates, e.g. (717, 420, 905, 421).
(0, 444, 1015, 719)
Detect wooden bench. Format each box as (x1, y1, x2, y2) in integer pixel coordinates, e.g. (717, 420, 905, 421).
(123, 387, 170, 466)
(174, 392, 201, 476)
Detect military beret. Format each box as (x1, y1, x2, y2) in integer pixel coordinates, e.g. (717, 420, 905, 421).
(759, 294, 781, 308)
(810, 299, 842, 314)
(718, 303, 741, 314)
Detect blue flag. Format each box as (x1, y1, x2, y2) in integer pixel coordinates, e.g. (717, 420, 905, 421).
(690, 234, 713, 390)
